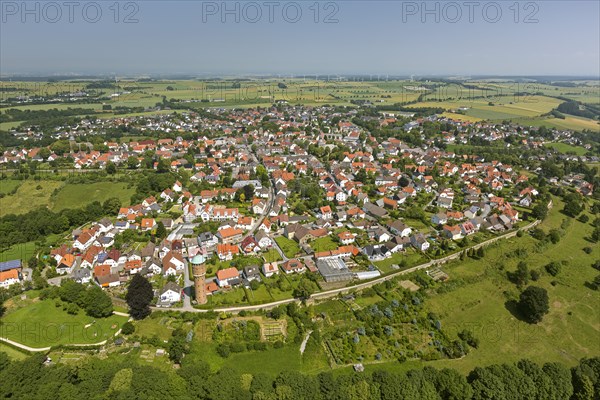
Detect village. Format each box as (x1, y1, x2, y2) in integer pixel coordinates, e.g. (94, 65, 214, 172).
(1, 104, 584, 308)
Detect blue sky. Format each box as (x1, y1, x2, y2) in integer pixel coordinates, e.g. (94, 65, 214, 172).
(1, 1, 598, 76)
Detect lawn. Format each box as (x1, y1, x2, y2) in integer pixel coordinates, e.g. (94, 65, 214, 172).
(310, 236, 339, 252)
(0, 299, 127, 347)
(0, 180, 63, 217)
(262, 248, 282, 263)
(274, 236, 301, 258)
(423, 197, 600, 373)
(50, 181, 135, 211)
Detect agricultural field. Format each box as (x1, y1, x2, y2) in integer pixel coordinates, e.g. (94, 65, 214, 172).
(516, 115, 600, 132)
(408, 96, 563, 121)
(0, 299, 127, 347)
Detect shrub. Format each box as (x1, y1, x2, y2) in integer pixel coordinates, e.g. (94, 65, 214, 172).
(545, 262, 561, 277)
(121, 322, 135, 335)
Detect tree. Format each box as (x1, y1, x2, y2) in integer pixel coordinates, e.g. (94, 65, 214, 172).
(532, 203, 548, 220)
(126, 156, 139, 169)
(292, 278, 318, 300)
(155, 221, 167, 240)
(512, 261, 529, 287)
(106, 162, 117, 175)
(518, 286, 550, 324)
(121, 322, 135, 335)
(564, 198, 583, 218)
(126, 274, 154, 319)
(102, 197, 122, 215)
(84, 286, 114, 318)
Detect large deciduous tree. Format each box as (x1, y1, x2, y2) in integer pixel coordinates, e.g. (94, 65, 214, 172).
(518, 286, 550, 324)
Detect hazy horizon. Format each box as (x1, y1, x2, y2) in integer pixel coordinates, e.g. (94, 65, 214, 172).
(1, 1, 599, 76)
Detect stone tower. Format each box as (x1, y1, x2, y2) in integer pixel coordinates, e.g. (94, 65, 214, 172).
(192, 264, 207, 305)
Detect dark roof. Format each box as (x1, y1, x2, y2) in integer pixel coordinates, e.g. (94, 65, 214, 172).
(0, 260, 22, 272)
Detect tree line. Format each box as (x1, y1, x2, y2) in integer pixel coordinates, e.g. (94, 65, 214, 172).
(0, 351, 598, 400)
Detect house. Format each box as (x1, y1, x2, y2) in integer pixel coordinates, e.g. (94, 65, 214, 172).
(431, 212, 448, 225)
(437, 196, 453, 209)
(363, 244, 390, 261)
(281, 259, 306, 274)
(319, 205, 332, 220)
(145, 258, 162, 275)
(125, 259, 143, 275)
(57, 254, 76, 275)
(236, 216, 254, 231)
(241, 236, 260, 253)
(243, 265, 261, 282)
(252, 200, 267, 214)
(262, 262, 279, 277)
(216, 267, 241, 287)
(72, 268, 92, 284)
(140, 218, 156, 231)
(96, 274, 121, 288)
(460, 221, 477, 236)
(0, 269, 20, 288)
(217, 227, 243, 244)
(158, 282, 182, 305)
(442, 225, 462, 240)
(369, 227, 391, 243)
(410, 233, 430, 252)
(255, 230, 272, 248)
(363, 203, 388, 219)
(216, 243, 240, 261)
(73, 231, 96, 251)
(338, 231, 356, 245)
(162, 251, 185, 276)
(198, 232, 218, 249)
(387, 220, 412, 237)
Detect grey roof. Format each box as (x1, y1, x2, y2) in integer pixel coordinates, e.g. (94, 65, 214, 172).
(160, 281, 182, 295)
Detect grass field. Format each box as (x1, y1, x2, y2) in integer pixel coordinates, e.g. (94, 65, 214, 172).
(0, 299, 127, 347)
(543, 142, 589, 155)
(0, 180, 63, 217)
(421, 197, 600, 373)
(51, 181, 134, 211)
(0, 179, 22, 194)
(275, 236, 301, 258)
(0, 342, 29, 360)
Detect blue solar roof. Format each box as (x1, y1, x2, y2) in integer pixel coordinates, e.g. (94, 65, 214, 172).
(0, 259, 22, 272)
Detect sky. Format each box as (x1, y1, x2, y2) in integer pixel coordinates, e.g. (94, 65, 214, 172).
(1, 0, 599, 76)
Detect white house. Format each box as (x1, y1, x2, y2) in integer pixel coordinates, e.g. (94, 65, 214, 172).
(159, 282, 182, 304)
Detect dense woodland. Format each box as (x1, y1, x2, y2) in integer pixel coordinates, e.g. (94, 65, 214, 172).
(0, 352, 598, 400)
